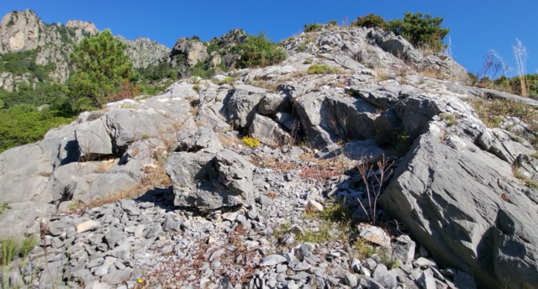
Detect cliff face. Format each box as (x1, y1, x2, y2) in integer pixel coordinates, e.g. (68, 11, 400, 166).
(117, 36, 170, 69)
(0, 9, 170, 90)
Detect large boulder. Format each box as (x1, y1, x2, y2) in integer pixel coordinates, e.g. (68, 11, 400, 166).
(380, 126, 538, 289)
(164, 149, 254, 210)
(75, 117, 113, 159)
(249, 114, 292, 148)
(105, 109, 170, 148)
(170, 38, 209, 67)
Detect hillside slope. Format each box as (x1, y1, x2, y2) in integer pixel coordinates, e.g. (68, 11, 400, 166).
(0, 22, 537, 289)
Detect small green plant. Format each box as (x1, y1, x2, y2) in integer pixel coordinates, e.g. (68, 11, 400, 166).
(219, 77, 235, 85)
(68, 199, 81, 211)
(354, 238, 375, 259)
(273, 221, 292, 239)
(296, 42, 307, 53)
(526, 180, 538, 189)
(20, 235, 38, 260)
(307, 64, 339, 74)
(0, 202, 10, 215)
(141, 134, 149, 140)
(303, 59, 313, 64)
(320, 203, 351, 223)
(242, 136, 260, 148)
(1, 238, 18, 266)
(192, 84, 201, 92)
(327, 20, 338, 26)
(296, 223, 339, 244)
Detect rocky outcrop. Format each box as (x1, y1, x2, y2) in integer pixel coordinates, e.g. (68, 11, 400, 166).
(381, 126, 538, 289)
(169, 38, 209, 67)
(0, 23, 537, 289)
(117, 36, 170, 69)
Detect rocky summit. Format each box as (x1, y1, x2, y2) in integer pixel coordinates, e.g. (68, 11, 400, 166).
(0, 12, 537, 289)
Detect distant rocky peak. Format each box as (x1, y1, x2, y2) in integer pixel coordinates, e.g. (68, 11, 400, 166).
(0, 9, 42, 53)
(65, 20, 99, 36)
(218, 28, 247, 49)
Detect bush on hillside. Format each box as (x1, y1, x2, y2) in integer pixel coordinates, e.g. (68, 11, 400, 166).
(235, 31, 287, 69)
(307, 64, 339, 74)
(137, 62, 177, 81)
(304, 23, 324, 33)
(351, 13, 386, 29)
(386, 12, 449, 52)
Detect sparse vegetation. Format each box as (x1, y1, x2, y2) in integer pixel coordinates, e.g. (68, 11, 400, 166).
(234, 31, 287, 69)
(0, 202, 10, 215)
(467, 98, 537, 148)
(307, 64, 339, 74)
(440, 113, 457, 126)
(351, 13, 386, 29)
(386, 12, 450, 53)
(1, 238, 18, 266)
(303, 23, 324, 33)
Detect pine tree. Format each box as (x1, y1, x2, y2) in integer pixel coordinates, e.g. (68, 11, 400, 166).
(69, 29, 139, 108)
(386, 12, 450, 53)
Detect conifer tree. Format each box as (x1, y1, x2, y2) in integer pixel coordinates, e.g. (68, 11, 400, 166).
(69, 29, 139, 108)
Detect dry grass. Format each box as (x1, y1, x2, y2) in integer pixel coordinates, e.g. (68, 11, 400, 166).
(218, 134, 242, 148)
(298, 153, 354, 182)
(375, 69, 390, 82)
(75, 156, 172, 210)
(250, 156, 299, 172)
(266, 192, 278, 199)
(419, 68, 446, 80)
(249, 80, 279, 92)
(94, 160, 115, 174)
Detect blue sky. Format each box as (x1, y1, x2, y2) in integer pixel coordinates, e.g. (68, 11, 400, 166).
(2, 0, 537, 77)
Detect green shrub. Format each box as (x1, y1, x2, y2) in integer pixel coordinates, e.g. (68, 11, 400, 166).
(235, 31, 287, 69)
(296, 42, 307, 53)
(0, 104, 74, 153)
(0, 49, 55, 81)
(218, 77, 235, 85)
(206, 42, 220, 55)
(352, 13, 387, 29)
(137, 62, 177, 81)
(304, 23, 323, 32)
(0, 202, 10, 215)
(327, 20, 338, 26)
(307, 64, 339, 74)
(386, 12, 450, 52)
(191, 62, 216, 79)
(20, 235, 38, 259)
